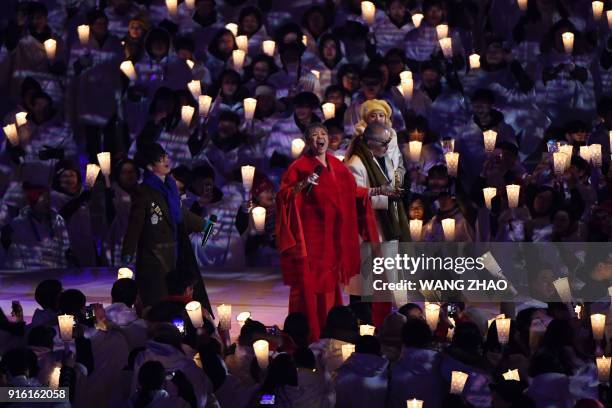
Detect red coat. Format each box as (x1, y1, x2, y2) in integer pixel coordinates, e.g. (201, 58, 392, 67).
(276, 153, 379, 293)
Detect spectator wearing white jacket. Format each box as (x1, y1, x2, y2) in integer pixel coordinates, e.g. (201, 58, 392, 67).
(389, 318, 445, 408)
(105, 278, 147, 351)
(335, 335, 389, 408)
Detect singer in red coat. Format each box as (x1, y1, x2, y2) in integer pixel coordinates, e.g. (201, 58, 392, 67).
(276, 123, 380, 340)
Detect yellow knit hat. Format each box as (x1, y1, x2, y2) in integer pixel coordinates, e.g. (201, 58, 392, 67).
(359, 99, 392, 121)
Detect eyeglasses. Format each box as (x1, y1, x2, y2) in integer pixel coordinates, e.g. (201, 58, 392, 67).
(368, 137, 393, 147)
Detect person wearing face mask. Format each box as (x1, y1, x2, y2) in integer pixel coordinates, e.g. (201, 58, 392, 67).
(122, 143, 211, 311)
(276, 123, 380, 340)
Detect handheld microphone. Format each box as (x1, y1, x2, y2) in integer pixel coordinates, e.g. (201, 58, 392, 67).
(305, 165, 324, 194)
(201, 215, 217, 247)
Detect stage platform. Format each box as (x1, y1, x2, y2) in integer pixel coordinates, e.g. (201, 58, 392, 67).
(0, 267, 291, 339)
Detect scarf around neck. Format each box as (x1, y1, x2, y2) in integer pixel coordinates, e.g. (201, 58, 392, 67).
(351, 139, 410, 241)
(143, 170, 182, 227)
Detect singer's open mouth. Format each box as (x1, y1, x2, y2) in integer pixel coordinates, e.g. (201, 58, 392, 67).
(316, 141, 325, 148)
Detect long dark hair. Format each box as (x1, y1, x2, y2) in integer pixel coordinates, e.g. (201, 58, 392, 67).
(318, 33, 343, 68)
(260, 353, 298, 395)
(208, 28, 236, 61)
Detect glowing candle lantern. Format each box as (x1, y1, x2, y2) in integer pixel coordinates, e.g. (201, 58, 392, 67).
(236, 311, 251, 327)
(503, 369, 520, 381)
(186, 59, 195, 70)
(445, 152, 459, 177)
(483, 130, 497, 153)
(49, 366, 61, 389)
(77, 25, 90, 46)
(185, 301, 204, 328)
(436, 24, 449, 39)
(400, 70, 412, 82)
(291, 138, 305, 158)
(361, 1, 376, 25)
(181, 105, 195, 125)
(16, 112, 27, 127)
(360, 324, 375, 336)
(408, 140, 422, 163)
(579, 146, 591, 162)
(553, 152, 568, 175)
(441, 218, 455, 241)
(596, 356, 611, 383)
(166, 0, 177, 17)
(302, 35, 308, 47)
(450, 371, 469, 395)
(482, 187, 496, 210)
(185, 0, 195, 10)
(262, 40, 275, 57)
(558, 144, 573, 159)
(406, 398, 423, 408)
(401, 78, 413, 102)
(252, 206, 266, 233)
(409, 219, 422, 241)
(44, 39, 57, 60)
(496, 317, 511, 345)
(341, 344, 355, 361)
(609, 130, 612, 153)
(425, 303, 440, 331)
(117, 267, 133, 280)
(85, 164, 100, 188)
(188, 80, 201, 98)
(120, 60, 137, 81)
(469, 53, 481, 70)
(3, 123, 18, 146)
(241, 165, 255, 192)
(518, 0, 528, 11)
(439, 37, 453, 58)
(411, 13, 423, 28)
(236, 35, 248, 52)
(591, 313, 606, 340)
(592, 1, 604, 21)
(58, 315, 74, 341)
(225, 23, 238, 37)
(217, 304, 232, 330)
(253, 339, 269, 369)
(322, 102, 335, 120)
(562, 32, 574, 54)
(552, 277, 572, 303)
(506, 184, 520, 209)
(232, 49, 245, 71)
(97, 152, 111, 176)
(243, 97, 257, 121)
(199, 95, 212, 117)
(590, 144, 602, 167)
(608, 10, 612, 29)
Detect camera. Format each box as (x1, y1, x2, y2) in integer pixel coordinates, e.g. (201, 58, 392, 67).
(259, 394, 275, 405)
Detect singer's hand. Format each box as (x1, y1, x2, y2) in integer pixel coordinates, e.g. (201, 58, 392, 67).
(307, 173, 320, 186)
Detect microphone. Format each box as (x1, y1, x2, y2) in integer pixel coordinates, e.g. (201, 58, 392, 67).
(305, 165, 324, 194)
(201, 215, 217, 247)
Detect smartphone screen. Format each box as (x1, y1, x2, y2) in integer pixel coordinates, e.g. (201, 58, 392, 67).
(172, 318, 185, 334)
(260, 394, 275, 405)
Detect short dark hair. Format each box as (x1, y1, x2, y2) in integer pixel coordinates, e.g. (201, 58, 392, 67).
(472, 88, 495, 104)
(58, 289, 86, 315)
(135, 142, 167, 169)
(165, 270, 197, 296)
(293, 346, 316, 369)
(360, 67, 383, 84)
(293, 92, 320, 108)
(356, 335, 381, 355)
(401, 318, 432, 348)
(1, 348, 38, 377)
(398, 302, 423, 318)
(34, 279, 62, 310)
(111, 278, 138, 307)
